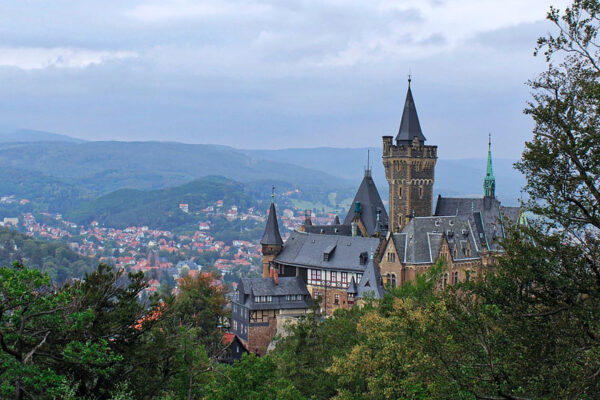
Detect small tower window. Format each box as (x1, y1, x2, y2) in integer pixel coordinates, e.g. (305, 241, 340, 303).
(419, 186, 424, 199)
(398, 187, 403, 199)
(387, 252, 396, 263)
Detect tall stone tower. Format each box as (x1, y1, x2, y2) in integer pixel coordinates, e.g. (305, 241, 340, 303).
(260, 191, 283, 278)
(383, 79, 437, 232)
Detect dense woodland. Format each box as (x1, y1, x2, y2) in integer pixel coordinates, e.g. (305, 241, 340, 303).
(0, 228, 97, 283)
(1, 1, 600, 399)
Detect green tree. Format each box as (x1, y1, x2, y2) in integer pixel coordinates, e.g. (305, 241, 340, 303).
(205, 354, 304, 400)
(272, 302, 368, 400)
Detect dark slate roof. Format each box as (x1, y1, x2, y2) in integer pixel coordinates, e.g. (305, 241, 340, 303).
(346, 276, 358, 294)
(396, 85, 427, 144)
(236, 276, 311, 310)
(357, 259, 385, 299)
(304, 224, 352, 236)
(396, 215, 481, 264)
(275, 231, 380, 272)
(434, 196, 521, 251)
(261, 202, 283, 245)
(343, 173, 388, 236)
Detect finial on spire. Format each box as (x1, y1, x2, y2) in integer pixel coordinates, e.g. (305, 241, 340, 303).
(408, 69, 412, 87)
(271, 186, 275, 203)
(364, 149, 372, 177)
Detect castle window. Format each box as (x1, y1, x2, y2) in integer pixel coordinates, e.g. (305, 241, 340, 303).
(357, 273, 362, 282)
(330, 271, 337, 286)
(348, 293, 355, 305)
(391, 274, 397, 288)
(419, 186, 424, 198)
(441, 273, 448, 289)
(386, 273, 391, 285)
(398, 187, 403, 199)
(310, 269, 322, 284)
(452, 271, 459, 285)
(341, 272, 348, 285)
(387, 252, 396, 263)
(334, 294, 340, 305)
(314, 291, 322, 300)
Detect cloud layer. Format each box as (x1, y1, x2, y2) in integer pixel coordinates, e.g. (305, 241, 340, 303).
(0, 0, 571, 159)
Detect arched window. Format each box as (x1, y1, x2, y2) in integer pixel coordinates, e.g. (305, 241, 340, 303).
(386, 273, 391, 286)
(419, 186, 424, 198)
(391, 274, 397, 288)
(398, 186, 403, 199)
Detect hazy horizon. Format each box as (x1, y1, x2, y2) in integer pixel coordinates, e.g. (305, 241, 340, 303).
(0, 0, 569, 159)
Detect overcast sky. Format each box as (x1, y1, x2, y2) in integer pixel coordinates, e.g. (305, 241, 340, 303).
(0, 0, 570, 158)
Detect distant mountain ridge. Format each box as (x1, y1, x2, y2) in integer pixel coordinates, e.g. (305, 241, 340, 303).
(244, 147, 525, 205)
(0, 128, 85, 143)
(0, 130, 524, 217)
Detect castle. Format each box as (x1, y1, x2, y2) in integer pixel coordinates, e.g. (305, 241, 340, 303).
(230, 80, 521, 355)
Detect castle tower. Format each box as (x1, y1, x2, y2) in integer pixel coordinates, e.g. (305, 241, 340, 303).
(483, 134, 495, 198)
(260, 189, 283, 278)
(383, 79, 437, 232)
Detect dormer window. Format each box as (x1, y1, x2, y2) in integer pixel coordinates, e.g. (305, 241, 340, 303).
(359, 252, 368, 265)
(255, 295, 272, 303)
(323, 244, 336, 261)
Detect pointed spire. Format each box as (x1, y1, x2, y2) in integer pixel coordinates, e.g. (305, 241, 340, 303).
(261, 191, 283, 246)
(395, 78, 426, 145)
(484, 134, 496, 198)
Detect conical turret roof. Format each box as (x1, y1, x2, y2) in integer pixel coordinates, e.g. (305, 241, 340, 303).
(343, 171, 388, 236)
(261, 202, 283, 245)
(395, 82, 426, 145)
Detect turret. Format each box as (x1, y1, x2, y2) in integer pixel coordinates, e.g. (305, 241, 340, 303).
(260, 188, 283, 277)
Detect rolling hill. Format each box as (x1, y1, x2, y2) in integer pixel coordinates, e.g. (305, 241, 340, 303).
(65, 176, 259, 230)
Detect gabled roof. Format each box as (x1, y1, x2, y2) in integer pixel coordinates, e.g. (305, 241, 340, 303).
(434, 196, 521, 252)
(343, 172, 388, 236)
(261, 202, 283, 245)
(396, 84, 427, 145)
(236, 276, 311, 310)
(275, 231, 379, 272)
(398, 215, 480, 264)
(357, 259, 385, 299)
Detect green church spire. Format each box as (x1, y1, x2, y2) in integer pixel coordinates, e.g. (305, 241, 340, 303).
(484, 134, 495, 198)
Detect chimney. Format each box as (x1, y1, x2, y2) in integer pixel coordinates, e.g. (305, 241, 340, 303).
(270, 268, 279, 285)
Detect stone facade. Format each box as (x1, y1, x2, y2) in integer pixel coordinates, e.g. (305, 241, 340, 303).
(262, 244, 282, 277)
(244, 317, 277, 356)
(383, 136, 437, 232)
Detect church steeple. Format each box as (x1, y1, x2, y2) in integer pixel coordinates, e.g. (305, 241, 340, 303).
(484, 134, 495, 198)
(395, 78, 427, 145)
